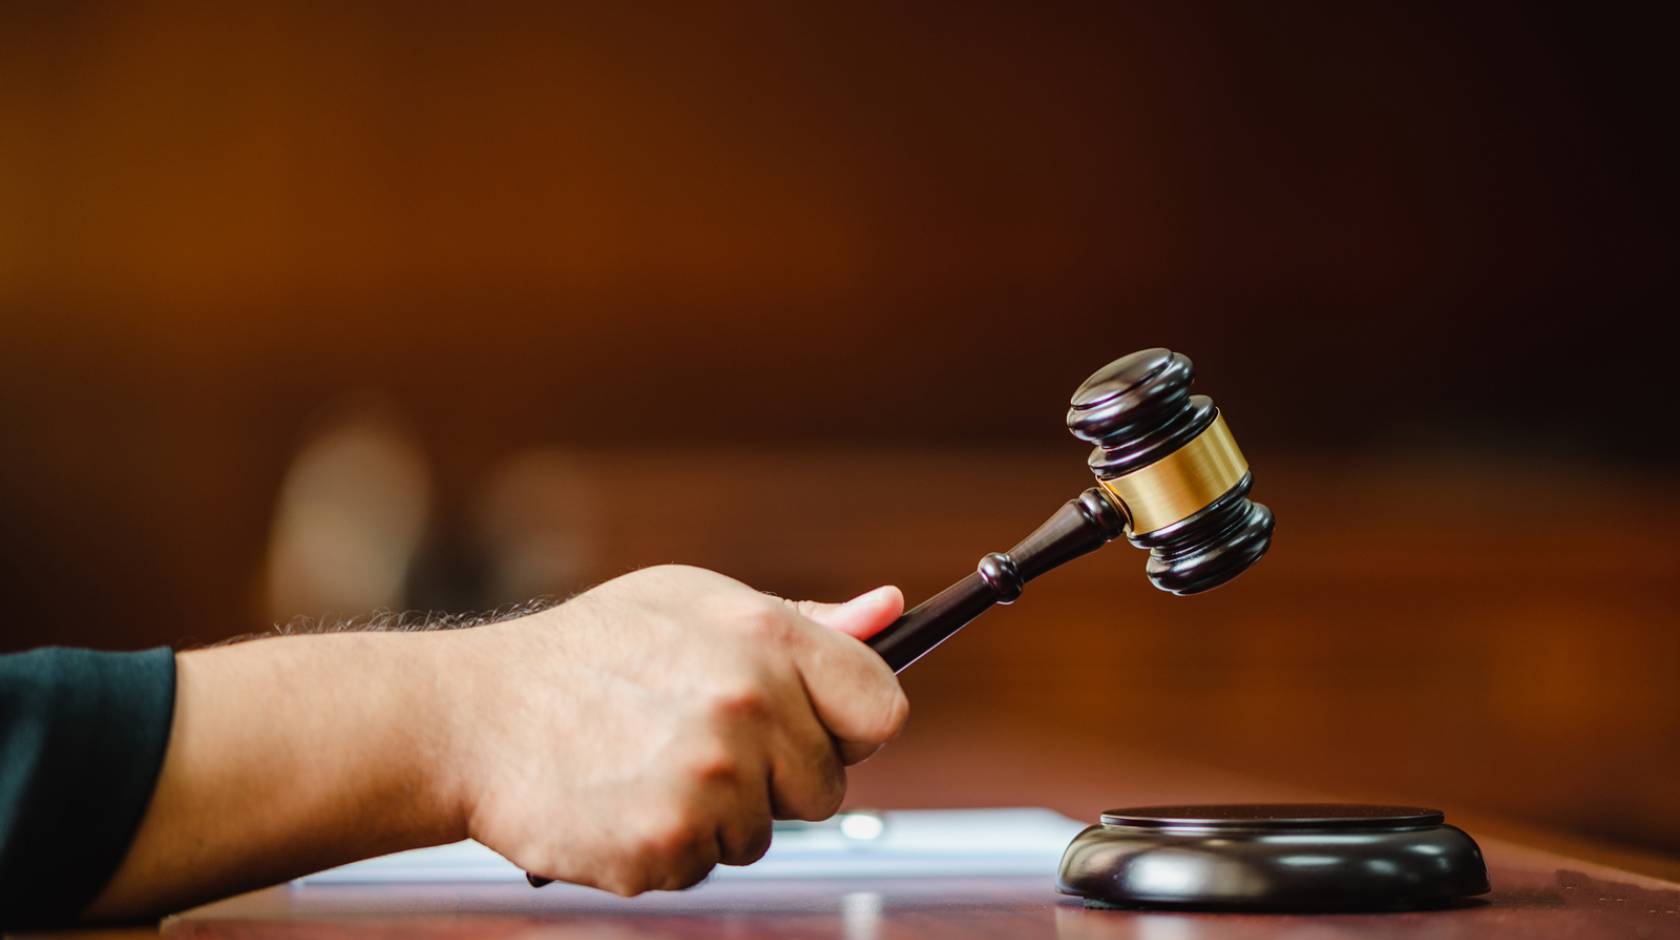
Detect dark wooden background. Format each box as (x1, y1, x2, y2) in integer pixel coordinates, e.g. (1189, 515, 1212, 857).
(2, 3, 1676, 859)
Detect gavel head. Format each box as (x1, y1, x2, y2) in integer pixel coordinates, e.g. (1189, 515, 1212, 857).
(1066, 348, 1274, 595)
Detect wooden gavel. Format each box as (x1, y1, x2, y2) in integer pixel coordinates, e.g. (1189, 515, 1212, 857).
(865, 347, 1274, 672)
(529, 348, 1273, 887)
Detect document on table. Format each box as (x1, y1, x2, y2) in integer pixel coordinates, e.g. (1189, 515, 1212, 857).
(297, 808, 1086, 884)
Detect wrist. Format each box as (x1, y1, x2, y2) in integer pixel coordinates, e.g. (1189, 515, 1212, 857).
(398, 630, 477, 845)
(425, 604, 578, 844)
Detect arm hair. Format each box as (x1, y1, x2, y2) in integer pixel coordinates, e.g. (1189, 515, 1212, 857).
(217, 596, 562, 646)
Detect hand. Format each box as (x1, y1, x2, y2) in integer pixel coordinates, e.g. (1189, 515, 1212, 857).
(81, 564, 905, 921)
(436, 565, 908, 896)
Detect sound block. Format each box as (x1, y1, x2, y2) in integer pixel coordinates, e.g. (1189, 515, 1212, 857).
(1056, 804, 1489, 911)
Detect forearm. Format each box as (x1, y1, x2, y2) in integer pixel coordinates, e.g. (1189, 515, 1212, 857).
(70, 567, 907, 918)
(83, 632, 469, 921)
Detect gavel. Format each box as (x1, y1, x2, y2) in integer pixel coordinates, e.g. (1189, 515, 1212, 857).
(866, 347, 1274, 672)
(529, 347, 1271, 887)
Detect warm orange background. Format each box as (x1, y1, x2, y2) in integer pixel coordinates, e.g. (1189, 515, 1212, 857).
(2, 4, 1675, 859)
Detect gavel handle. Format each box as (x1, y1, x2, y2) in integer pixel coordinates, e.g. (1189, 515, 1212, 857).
(866, 487, 1128, 673)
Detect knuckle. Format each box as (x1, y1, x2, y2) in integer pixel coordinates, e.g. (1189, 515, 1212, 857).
(816, 768, 847, 818)
(705, 685, 771, 724)
(853, 684, 910, 746)
(683, 743, 744, 784)
(795, 773, 846, 821)
(738, 602, 792, 644)
(636, 813, 703, 863)
(778, 746, 846, 821)
(803, 742, 847, 817)
(735, 820, 774, 866)
(785, 790, 837, 823)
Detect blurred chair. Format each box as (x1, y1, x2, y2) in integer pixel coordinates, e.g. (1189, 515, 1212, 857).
(467, 450, 603, 607)
(260, 399, 432, 626)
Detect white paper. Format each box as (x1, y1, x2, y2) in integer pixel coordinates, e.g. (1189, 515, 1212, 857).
(297, 807, 1085, 884)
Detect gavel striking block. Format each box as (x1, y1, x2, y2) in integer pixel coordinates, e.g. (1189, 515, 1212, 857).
(867, 347, 1274, 672)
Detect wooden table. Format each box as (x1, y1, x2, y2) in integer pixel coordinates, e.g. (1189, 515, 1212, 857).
(23, 718, 1679, 939)
(147, 840, 1680, 939)
(35, 841, 1680, 939)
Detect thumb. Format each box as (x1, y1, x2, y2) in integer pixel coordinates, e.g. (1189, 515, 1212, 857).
(792, 586, 904, 641)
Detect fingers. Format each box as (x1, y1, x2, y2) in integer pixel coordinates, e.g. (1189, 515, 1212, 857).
(763, 687, 847, 821)
(705, 722, 774, 867)
(621, 808, 721, 894)
(612, 737, 769, 892)
(780, 590, 911, 766)
(475, 566, 912, 900)
(516, 803, 722, 897)
(715, 797, 773, 868)
(794, 585, 904, 641)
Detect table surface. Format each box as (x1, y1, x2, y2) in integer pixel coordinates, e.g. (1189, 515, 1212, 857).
(27, 839, 1678, 940)
(21, 722, 1679, 940)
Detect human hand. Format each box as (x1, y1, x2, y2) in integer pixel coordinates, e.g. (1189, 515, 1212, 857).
(434, 565, 908, 896)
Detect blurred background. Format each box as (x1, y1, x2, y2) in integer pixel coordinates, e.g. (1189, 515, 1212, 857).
(3, 3, 1676, 863)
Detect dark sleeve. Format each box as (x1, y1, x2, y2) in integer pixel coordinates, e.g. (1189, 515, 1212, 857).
(0, 647, 177, 927)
